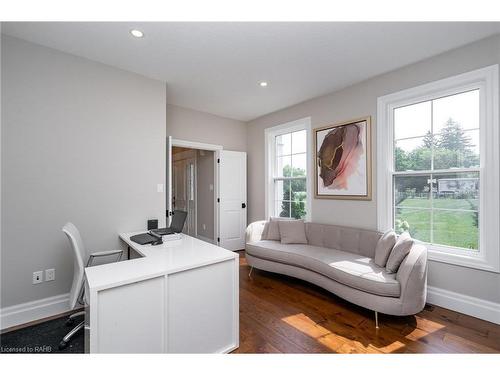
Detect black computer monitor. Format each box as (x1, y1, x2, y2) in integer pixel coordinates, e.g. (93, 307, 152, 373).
(170, 210, 188, 233)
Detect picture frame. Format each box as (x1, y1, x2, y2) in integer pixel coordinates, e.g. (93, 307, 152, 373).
(314, 116, 372, 200)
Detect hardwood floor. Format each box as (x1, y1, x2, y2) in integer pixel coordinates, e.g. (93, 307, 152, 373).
(234, 251, 500, 354)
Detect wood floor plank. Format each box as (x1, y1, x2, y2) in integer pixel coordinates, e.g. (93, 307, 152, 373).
(240, 288, 339, 353)
(236, 319, 283, 354)
(236, 251, 500, 354)
(245, 269, 368, 328)
(442, 332, 498, 353)
(238, 311, 307, 353)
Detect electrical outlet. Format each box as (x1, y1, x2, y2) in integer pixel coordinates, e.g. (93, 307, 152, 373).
(33, 271, 43, 284)
(202, 224, 206, 230)
(45, 269, 55, 282)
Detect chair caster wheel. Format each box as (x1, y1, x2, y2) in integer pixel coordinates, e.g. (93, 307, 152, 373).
(65, 318, 74, 327)
(58, 340, 68, 350)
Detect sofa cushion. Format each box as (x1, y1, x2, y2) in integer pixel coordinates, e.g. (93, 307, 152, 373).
(264, 217, 294, 241)
(246, 240, 400, 297)
(279, 220, 308, 244)
(386, 232, 414, 273)
(304, 223, 381, 258)
(374, 229, 397, 267)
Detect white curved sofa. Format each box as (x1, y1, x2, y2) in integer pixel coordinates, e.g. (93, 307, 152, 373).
(245, 221, 427, 319)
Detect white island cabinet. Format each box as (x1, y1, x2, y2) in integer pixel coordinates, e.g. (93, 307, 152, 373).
(84, 233, 239, 353)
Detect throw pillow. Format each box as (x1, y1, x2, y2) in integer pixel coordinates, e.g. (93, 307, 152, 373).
(261, 221, 270, 240)
(386, 232, 414, 273)
(264, 217, 294, 241)
(374, 229, 397, 267)
(278, 220, 308, 244)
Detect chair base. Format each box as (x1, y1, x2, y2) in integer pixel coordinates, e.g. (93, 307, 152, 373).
(65, 311, 85, 327)
(59, 313, 85, 350)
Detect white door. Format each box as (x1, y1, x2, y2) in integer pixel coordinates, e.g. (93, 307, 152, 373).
(218, 150, 247, 251)
(166, 136, 172, 226)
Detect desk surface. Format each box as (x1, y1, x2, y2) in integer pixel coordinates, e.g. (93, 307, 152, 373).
(85, 232, 238, 291)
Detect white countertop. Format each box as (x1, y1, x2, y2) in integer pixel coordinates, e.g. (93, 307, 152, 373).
(85, 232, 239, 291)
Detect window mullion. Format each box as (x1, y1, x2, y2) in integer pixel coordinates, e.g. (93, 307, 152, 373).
(430, 100, 434, 171)
(272, 177, 306, 182)
(430, 173, 434, 244)
(393, 167, 480, 176)
(430, 100, 434, 244)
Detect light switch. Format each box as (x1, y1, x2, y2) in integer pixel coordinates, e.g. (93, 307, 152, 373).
(157, 184, 164, 193)
(209, 184, 214, 191)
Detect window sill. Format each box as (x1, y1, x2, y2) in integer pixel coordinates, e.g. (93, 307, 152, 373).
(427, 246, 499, 273)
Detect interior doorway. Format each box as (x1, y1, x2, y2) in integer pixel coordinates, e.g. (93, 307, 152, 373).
(172, 146, 216, 243)
(167, 137, 248, 251)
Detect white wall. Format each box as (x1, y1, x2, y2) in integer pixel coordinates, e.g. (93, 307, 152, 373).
(246, 34, 500, 305)
(166, 104, 246, 152)
(1, 36, 167, 308)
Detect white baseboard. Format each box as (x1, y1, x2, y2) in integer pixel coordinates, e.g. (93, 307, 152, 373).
(427, 286, 500, 325)
(0, 293, 70, 330)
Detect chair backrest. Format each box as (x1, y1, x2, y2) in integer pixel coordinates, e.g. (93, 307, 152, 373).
(62, 222, 87, 309)
(170, 210, 188, 233)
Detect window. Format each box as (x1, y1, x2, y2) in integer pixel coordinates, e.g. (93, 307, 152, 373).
(394, 90, 480, 250)
(377, 65, 499, 272)
(265, 118, 312, 220)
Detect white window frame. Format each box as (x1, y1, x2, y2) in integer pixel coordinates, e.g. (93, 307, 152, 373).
(265, 117, 312, 221)
(377, 65, 499, 273)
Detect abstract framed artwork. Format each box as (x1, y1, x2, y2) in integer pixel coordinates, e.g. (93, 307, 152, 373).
(314, 117, 372, 200)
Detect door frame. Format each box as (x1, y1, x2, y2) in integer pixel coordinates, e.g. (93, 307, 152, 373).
(170, 138, 223, 244)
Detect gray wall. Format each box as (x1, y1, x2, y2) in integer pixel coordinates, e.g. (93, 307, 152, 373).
(165, 105, 246, 242)
(196, 150, 215, 240)
(1, 36, 167, 308)
(166, 104, 246, 152)
(246, 34, 500, 304)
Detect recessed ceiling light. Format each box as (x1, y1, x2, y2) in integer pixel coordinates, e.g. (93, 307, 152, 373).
(130, 29, 144, 38)
(259, 81, 268, 87)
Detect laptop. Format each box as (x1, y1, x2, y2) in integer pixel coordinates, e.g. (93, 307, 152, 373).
(129, 232, 161, 245)
(151, 210, 188, 236)
(130, 211, 188, 245)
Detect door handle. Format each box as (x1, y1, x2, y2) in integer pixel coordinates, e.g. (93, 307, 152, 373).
(242, 203, 246, 209)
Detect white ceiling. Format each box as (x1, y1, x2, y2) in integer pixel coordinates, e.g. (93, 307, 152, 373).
(3, 22, 500, 121)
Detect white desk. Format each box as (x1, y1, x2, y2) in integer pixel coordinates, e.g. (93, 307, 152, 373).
(84, 232, 239, 353)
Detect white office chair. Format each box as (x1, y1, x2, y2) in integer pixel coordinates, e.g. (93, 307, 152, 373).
(60, 222, 123, 350)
